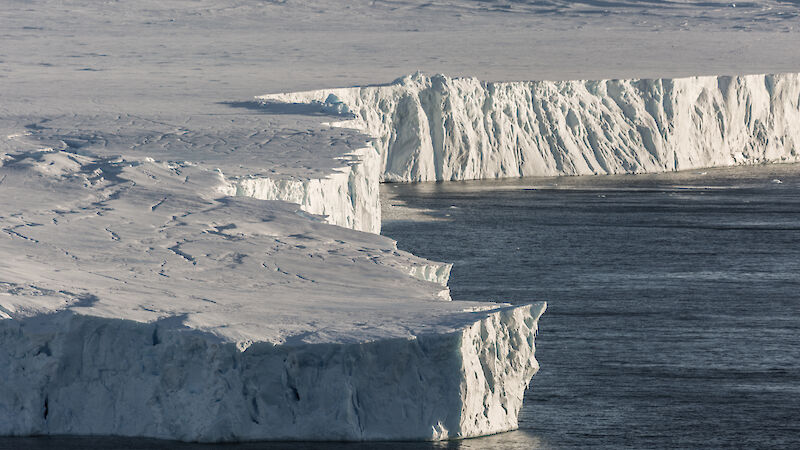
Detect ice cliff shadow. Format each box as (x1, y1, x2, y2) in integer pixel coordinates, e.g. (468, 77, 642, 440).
(219, 101, 354, 119)
(0, 437, 461, 449)
(0, 431, 547, 449)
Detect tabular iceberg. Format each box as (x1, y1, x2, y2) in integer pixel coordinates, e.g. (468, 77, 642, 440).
(0, 126, 544, 441)
(261, 72, 800, 182)
(2, 302, 544, 441)
(10, 69, 800, 442)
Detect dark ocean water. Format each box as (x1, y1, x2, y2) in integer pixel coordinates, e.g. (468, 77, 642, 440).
(3, 164, 799, 450)
(380, 163, 800, 449)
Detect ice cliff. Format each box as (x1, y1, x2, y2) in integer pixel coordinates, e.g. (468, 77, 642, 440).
(219, 145, 382, 234)
(0, 133, 542, 441)
(2, 300, 543, 441)
(261, 72, 800, 182)
(9, 69, 800, 442)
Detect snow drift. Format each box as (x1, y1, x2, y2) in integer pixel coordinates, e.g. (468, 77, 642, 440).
(261, 72, 800, 182)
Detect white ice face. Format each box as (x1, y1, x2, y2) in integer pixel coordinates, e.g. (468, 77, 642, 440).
(262, 72, 800, 182)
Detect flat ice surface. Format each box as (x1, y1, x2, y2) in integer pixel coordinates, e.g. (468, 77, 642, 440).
(0, 147, 490, 345)
(3, 0, 800, 132)
(3, 0, 800, 173)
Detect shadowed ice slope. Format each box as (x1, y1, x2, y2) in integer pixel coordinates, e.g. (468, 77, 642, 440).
(262, 72, 800, 182)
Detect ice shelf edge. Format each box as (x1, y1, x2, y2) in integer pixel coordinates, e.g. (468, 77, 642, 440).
(0, 302, 545, 441)
(259, 72, 800, 183)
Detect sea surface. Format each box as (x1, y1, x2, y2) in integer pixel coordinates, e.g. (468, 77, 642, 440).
(3, 164, 799, 449)
(380, 163, 800, 448)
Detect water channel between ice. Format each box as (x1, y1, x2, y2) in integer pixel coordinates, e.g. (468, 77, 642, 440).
(381, 163, 800, 448)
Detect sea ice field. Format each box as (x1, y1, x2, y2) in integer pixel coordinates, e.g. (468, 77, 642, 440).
(1, 0, 799, 446)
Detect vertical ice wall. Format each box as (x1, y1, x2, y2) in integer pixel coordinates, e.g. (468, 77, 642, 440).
(0, 302, 545, 441)
(261, 72, 800, 182)
(219, 146, 382, 233)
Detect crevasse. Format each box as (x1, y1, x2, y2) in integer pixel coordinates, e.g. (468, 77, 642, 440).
(260, 72, 800, 182)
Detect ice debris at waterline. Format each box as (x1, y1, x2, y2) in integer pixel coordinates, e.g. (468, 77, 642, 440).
(261, 72, 800, 182)
(0, 141, 545, 441)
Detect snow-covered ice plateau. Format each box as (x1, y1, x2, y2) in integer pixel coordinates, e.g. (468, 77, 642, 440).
(1, 0, 799, 443)
(6, 68, 800, 441)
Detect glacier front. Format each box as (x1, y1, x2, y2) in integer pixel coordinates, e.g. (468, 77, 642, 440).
(261, 72, 800, 182)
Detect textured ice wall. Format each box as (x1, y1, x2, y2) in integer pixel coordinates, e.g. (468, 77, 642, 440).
(0, 303, 544, 441)
(261, 72, 800, 182)
(220, 146, 381, 233)
(217, 145, 453, 283)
